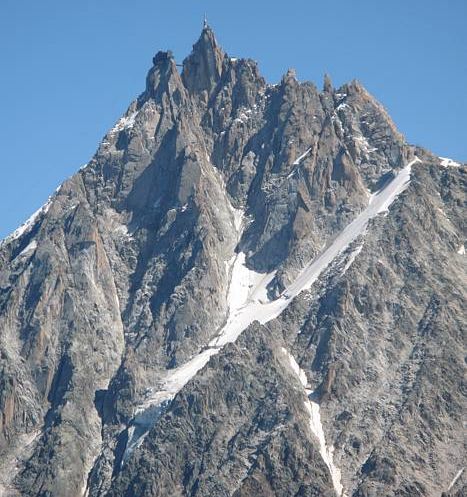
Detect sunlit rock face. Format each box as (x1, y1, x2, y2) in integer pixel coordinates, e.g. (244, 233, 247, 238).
(0, 25, 465, 497)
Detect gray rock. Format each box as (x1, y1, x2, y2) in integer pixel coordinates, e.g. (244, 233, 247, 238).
(0, 26, 464, 497)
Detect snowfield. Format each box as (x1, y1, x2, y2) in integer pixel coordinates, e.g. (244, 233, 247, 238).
(122, 157, 420, 464)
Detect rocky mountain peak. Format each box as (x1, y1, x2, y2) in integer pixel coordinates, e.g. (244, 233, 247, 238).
(323, 73, 333, 93)
(145, 49, 184, 101)
(182, 25, 225, 96)
(0, 25, 465, 497)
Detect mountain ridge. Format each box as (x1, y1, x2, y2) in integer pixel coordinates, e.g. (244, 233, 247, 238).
(0, 26, 465, 497)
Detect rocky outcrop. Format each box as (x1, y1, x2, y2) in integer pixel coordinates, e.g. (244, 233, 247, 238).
(0, 25, 465, 497)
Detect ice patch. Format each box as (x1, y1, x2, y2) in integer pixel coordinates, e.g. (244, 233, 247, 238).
(281, 348, 347, 497)
(284, 159, 419, 298)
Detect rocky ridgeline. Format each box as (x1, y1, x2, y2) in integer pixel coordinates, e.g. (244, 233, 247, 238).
(0, 25, 465, 497)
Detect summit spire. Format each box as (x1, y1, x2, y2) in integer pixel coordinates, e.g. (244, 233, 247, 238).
(203, 13, 208, 30)
(181, 23, 224, 95)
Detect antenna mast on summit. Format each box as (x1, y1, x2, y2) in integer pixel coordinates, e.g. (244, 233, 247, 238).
(203, 13, 208, 29)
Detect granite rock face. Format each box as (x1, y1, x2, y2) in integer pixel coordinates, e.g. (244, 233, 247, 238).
(0, 26, 465, 497)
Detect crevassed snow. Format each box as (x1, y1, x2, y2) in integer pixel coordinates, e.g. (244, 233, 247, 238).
(439, 157, 461, 168)
(121, 158, 419, 463)
(281, 348, 346, 497)
(1, 198, 52, 247)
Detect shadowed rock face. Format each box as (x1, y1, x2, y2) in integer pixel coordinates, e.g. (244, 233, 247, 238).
(0, 26, 465, 497)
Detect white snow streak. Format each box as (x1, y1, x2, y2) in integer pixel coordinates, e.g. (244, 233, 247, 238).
(457, 244, 465, 255)
(285, 159, 419, 298)
(293, 148, 313, 166)
(342, 243, 364, 274)
(287, 147, 313, 178)
(447, 467, 464, 491)
(17, 240, 37, 258)
(281, 348, 347, 497)
(122, 158, 419, 463)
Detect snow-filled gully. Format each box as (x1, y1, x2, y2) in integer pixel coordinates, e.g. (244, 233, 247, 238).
(281, 348, 347, 497)
(122, 158, 420, 473)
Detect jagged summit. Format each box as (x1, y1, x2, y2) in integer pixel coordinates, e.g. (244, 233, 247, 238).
(181, 24, 225, 95)
(0, 24, 465, 497)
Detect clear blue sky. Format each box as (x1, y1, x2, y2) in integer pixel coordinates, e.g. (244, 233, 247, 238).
(1, 0, 466, 239)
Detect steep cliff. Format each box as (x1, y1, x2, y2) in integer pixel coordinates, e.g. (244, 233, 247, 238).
(0, 26, 465, 497)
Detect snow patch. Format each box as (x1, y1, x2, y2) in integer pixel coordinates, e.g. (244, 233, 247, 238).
(17, 240, 37, 258)
(232, 208, 244, 233)
(281, 348, 346, 497)
(458, 244, 465, 255)
(342, 243, 364, 274)
(439, 157, 461, 168)
(1, 198, 52, 247)
(110, 111, 138, 134)
(284, 159, 419, 298)
(121, 158, 419, 463)
(354, 135, 377, 154)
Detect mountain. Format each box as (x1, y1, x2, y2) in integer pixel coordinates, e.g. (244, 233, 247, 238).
(0, 25, 465, 497)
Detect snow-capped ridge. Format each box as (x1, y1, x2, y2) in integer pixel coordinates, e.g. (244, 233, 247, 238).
(1, 198, 52, 247)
